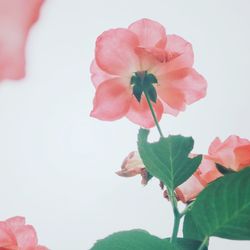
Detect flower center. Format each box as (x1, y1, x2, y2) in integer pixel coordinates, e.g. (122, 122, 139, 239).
(130, 71, 158, 103)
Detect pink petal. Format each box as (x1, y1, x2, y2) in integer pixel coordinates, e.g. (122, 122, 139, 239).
(0, 222, 17, 248)
(116, 151, 144, 177)
(15, 225, 38, 249)
(95, 28, 140, 76)
(116, 168, 143, 177)
(208, 135, 250, 170)
(157, 68, 207, 111)
(234, 145, 250, 171)
(90, 78, 131, 121)
(175, 174, 206, 203)
(126, 95, 163, 128)
(0, 0, 44, 81)
(128, 18, 167, 48)
(134, 47, 161, 71)
(6, 217, 25, 234)
(90, 60, 115, 88)
(160, 100, 180, 116)
(165, 35, 194, 70)
(198, 157, 222, 183)
(208, 137, 222, 156)
(35, 246, 49, 250)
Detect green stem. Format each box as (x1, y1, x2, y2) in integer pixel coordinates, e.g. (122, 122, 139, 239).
(144, 91, 180, 243)
(167, 187, 180, 243)
(198, 237, 209, 250)
(144, 91, 164, 138)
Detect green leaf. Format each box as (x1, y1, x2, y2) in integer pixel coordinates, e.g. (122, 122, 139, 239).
(188, 167, 250, 240)
(91, 229, 175, 250)
(165, 238, 208, 250)
(137, 129, 202, 190)
(215, 163, 236, 175)
(183, 212, 206, 242)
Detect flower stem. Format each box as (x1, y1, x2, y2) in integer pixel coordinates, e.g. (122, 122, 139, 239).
(144, 91, 181, 243)
(144, 91, 164, 138)
(167, 187, 180, 243)
(198, 237, 209, 250)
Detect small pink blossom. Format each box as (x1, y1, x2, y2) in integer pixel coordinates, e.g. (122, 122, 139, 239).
(0, 0, 44, 81)
(0, 216, 48, 250)
(116, 151, 149, 185)
(91, 18, 207, 128)
(208, 135, 250, 171)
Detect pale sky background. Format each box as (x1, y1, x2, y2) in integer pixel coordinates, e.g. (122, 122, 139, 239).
(0, 0, 249, 249)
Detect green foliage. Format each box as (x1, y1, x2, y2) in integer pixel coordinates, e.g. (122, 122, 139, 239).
(183, 212, 206, 242)
(165, 238, 208, 250)
(186, 167, 250, 240)
(137, 129, 201, 190)
(91, 229, 174, 250)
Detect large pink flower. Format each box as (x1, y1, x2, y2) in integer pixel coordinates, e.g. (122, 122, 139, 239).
(91, 18, 207, 128)
(208, 135, 250, 171)
(0, 216, 48, 250)
(0, 0, 44, 81)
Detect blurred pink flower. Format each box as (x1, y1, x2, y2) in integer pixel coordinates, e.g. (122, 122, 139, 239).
(91, 18, 207, 128)
(0, 0, 44, 81)
(116, 151, 149, 185)
(208, 135, 250, 171)
(0, 216, 48, 250)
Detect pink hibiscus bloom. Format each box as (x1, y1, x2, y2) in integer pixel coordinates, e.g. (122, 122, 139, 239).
(0, 216, 48, 250)
(91, 18, 207, 128)
(0, 0, 44, 81)
(208, 135, 250, 171)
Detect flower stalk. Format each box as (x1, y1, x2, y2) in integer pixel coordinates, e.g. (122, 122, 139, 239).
(144, 90, 181, 243)
(144, 91, 164, 138)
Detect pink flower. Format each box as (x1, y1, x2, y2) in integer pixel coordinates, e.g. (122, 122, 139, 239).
(175, 135, 250, 203)
(175, 156, 222, 203)
(116, 151, 149, 185)
(117, 151, 222, 203)
(0, 0, 44, 81)
(208, 135, 250, 171)
(0, 216, 48, 250)
(90, 18, 207, 128)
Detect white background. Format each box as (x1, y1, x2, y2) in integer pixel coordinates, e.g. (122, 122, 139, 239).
(0, 0, 249, 249)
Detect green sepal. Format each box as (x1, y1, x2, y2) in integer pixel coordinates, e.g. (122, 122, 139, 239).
(147, 85, 157, 103)
(133, 84, 143, 102)
(215, 163, 236, 175)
